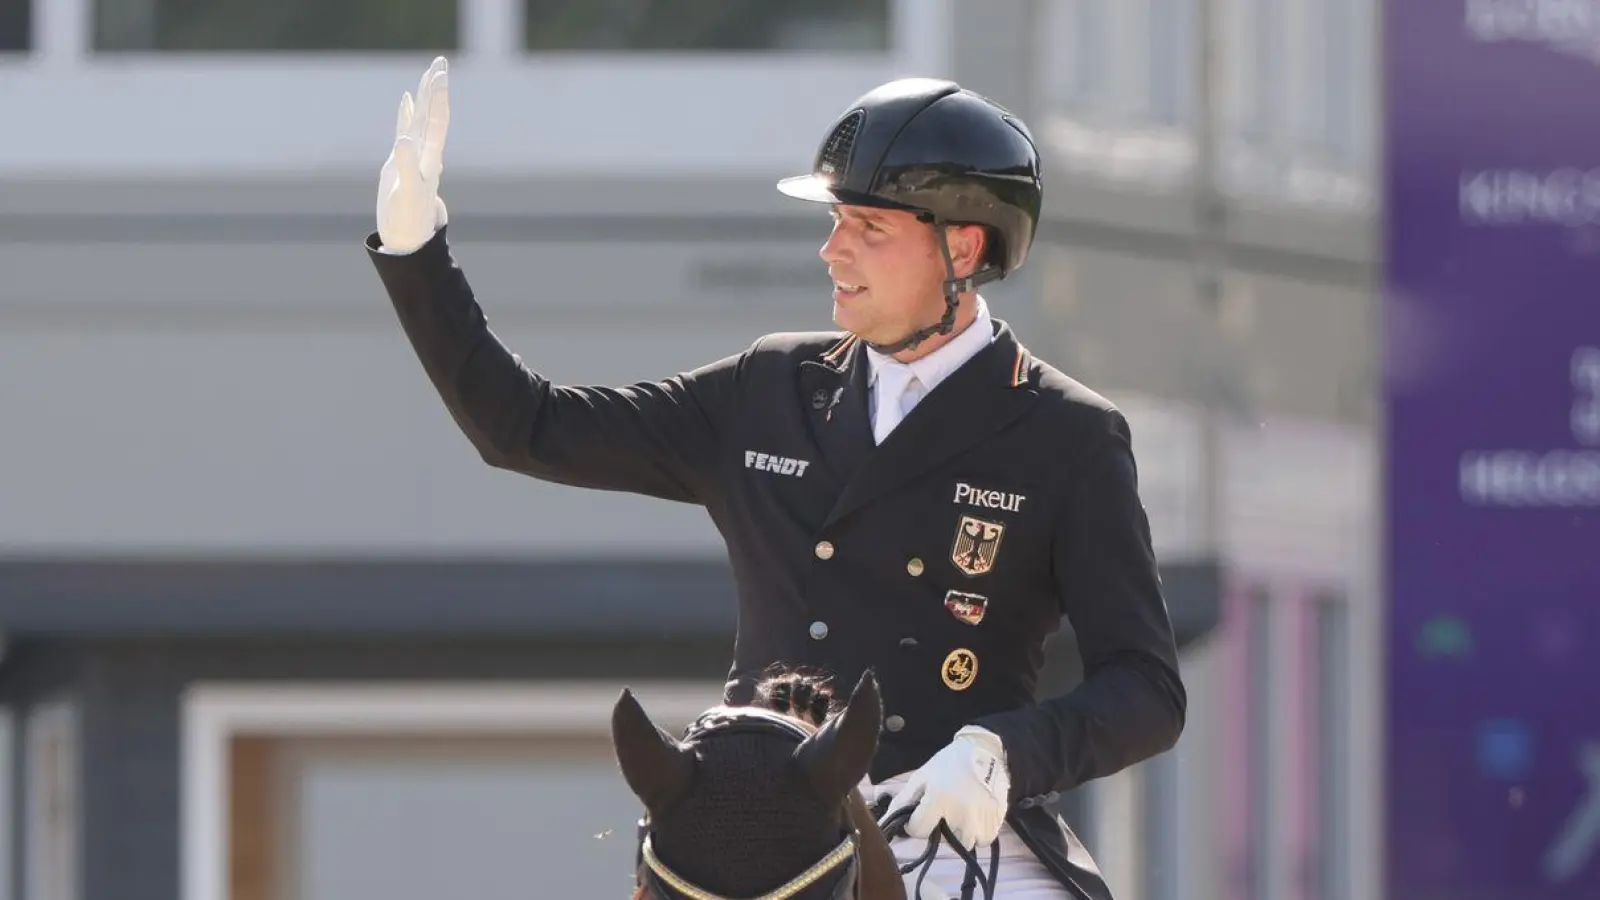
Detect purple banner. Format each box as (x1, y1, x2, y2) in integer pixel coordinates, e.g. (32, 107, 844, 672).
(1384, 1, 1600, 897)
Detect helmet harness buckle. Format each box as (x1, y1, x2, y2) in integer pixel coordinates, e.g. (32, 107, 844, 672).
(863, 213, 1001, 357)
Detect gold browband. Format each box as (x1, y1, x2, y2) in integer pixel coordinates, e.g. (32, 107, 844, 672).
(640, 832, 859, 900)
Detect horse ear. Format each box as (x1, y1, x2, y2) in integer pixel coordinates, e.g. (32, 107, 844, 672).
(794, 670, 882, 801)
(612, 688, 696, 813)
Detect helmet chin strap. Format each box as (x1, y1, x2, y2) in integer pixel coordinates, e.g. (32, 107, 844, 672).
(861, 215, 1002, 356)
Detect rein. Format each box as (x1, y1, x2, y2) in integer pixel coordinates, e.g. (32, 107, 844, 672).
(875, 801, 1000, 900)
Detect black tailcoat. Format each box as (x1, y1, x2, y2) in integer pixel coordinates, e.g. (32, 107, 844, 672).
(367, 228, 1186, 899)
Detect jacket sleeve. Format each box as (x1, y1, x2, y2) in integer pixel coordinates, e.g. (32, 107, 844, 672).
(972, 407, 1187, 801)
(365, 227, 742, 505)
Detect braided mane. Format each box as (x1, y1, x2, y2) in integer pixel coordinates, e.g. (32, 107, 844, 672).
(752, 665, 844, 729)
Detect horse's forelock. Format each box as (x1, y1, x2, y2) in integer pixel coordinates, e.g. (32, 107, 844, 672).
(686, 704, 819, 739)
(750, 666, 845, 729)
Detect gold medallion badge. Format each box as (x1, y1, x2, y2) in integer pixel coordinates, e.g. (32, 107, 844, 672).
(941, 648, 978, 691)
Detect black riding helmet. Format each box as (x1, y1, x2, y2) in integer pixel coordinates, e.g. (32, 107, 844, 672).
(777, 77, 1043, 354)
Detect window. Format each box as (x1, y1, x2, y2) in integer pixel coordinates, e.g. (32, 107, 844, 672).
(0, 0, 29, 52)
(522, 0, 890, 53)
(92, 0, 459, 52)
(1320, 0, 1373, 170)
(1037, 0, 1195, 129)
(1147, 0, 1196, 127)
(1242, 0, 1284, 143)
(1221, 0, 1374, 204)
(1278, 0, 1374, 168)
(238, 735, 644, 900)
(1046, 0, 1107, 113)
(183, 682, 723, 900)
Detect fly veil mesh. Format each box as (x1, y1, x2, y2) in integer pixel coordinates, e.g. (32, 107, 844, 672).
(646, 672, 851, 898)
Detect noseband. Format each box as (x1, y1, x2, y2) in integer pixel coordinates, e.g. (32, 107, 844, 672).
(639, 833, 860, 900)
(634, 707, 865, 900)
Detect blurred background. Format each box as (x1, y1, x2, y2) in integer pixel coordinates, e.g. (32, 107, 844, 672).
(1, 1, 1595, 899)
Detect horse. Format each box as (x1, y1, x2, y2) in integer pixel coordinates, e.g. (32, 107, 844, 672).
(611, 667, 908, 900)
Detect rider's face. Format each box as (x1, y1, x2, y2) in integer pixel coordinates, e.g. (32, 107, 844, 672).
(819, 204, 985, 357)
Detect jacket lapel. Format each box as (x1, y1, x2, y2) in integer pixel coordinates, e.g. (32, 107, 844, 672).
(823, 321, 1038, 529)
(797, 335, 875, 483)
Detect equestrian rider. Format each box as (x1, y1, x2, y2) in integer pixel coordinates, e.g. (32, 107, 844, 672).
(366, 57, 1186, 900)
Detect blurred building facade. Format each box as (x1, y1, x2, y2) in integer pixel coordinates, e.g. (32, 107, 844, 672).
(0, 2, 1380, 899)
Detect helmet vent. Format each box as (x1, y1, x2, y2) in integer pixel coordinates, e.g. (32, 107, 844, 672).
(817, 110, 864, 176)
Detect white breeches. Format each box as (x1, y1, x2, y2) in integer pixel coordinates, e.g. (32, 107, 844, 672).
(869, 774, 1074, 900)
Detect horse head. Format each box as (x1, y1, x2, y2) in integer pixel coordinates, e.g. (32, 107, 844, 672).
(612, 668, 907, 900)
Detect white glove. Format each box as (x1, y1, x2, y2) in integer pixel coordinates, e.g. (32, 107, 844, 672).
(883, 726, 1010, 850)
(376, 56, 451, 255)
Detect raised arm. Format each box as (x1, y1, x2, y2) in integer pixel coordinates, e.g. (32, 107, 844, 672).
(366, 57, 742, 505)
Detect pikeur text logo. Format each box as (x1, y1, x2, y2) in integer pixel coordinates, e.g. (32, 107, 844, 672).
(745, 450, 811, 477)
(954, 482, 1026, 512)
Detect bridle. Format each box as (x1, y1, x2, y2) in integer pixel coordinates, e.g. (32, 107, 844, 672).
(638, 834, 861, 900)
(632, 706, 1001, 900)
(634, 707, 866, 900)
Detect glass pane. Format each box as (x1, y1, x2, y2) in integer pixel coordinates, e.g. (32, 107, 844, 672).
(289, 737, 643, 900)
(523, 0, 890, 52)
(1146, 0, 1195, 128)
(1036, 0, 1108, 115)
(1320, 0, 1372, 168)
(0, 0, 29, 52)
(1244, 0, 1282, 137)
(93, 0, 459, 52)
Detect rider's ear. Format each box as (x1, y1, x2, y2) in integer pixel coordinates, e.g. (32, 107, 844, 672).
(793, 670, 882, 801)
(612, 688, 696, 813)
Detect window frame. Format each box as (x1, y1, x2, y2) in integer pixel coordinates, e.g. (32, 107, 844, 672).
(179, 680, 726, 900)
(22, 698, 78, 900)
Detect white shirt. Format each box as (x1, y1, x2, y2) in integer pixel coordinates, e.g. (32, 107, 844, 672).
(864, 296, 995, 444)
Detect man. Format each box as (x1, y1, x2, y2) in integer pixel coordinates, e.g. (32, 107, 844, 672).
(366, 58, 1186, 900)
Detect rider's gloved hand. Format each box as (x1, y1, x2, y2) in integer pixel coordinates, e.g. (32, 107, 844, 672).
(376, 56, 450, 255)
(883, 725, 1010, 850)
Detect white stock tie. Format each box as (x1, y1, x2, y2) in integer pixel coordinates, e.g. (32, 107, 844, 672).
(873, 365, 925, 444)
